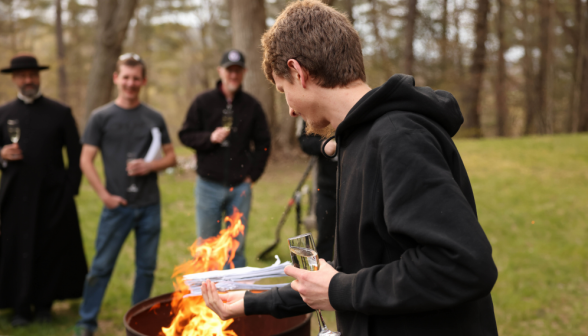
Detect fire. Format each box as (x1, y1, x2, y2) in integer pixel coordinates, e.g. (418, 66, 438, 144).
(161, 208, 245, 336)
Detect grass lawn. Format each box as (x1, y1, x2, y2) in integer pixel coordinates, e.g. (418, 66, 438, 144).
(1, 134, 587, 335)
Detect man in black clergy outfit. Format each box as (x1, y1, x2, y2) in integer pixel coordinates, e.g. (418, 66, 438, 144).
(0, 55, 87, 327)
(201, 2, 499, 336)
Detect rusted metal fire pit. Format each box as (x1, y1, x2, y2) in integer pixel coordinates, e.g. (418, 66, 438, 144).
(124, 293, 312, 336)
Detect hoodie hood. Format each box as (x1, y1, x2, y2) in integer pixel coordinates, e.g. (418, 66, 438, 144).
(337, 74, 464, 137)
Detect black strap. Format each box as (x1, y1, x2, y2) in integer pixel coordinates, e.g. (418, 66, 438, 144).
(321, 136, 337, 158)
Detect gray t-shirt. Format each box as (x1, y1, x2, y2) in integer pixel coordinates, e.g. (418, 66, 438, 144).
(82, 102, 171, 207)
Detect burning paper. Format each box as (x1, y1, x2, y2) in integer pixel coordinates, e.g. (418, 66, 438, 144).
(161, 209, 290, 336)
(183, 257, 291, 297)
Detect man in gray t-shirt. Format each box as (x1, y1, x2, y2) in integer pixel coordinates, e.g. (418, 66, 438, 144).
(82, 102, 171, 207)
(75, 54, 176, 336)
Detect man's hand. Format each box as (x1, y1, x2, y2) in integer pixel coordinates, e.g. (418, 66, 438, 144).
(101, 193, 127, 209)
(285, 259, 338, 311)
(1, 143, 23, 161)
(127, 159, 152, 176)
(323, 140, 337, 157)
(210, 127, 231, 144)
(202, 279, 246, 320)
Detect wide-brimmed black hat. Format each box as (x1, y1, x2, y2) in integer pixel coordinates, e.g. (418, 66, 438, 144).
(220, 50, 246, 68)
(1, 55, 49, 73)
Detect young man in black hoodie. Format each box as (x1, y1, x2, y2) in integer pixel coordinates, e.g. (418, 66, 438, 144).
(201, 1, 499, 335)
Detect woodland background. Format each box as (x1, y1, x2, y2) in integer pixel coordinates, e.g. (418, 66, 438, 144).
(1, 0, 587, 149)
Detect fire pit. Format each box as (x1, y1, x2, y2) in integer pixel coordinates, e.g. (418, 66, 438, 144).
(124, 292, 312, 336)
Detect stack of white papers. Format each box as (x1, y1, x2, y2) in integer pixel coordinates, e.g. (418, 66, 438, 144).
(182, 256, 292, 297)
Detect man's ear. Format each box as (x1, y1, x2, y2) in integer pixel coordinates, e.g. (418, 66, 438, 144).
(113, 71, 118, 84)
(287, 59, 309, 89)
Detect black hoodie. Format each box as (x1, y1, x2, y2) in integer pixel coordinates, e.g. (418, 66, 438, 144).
(244, 74, 499, 336)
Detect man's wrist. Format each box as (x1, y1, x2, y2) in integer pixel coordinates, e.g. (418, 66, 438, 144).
(98, 190, 111, 200)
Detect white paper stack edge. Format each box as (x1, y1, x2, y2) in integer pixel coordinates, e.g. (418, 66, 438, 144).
(182, 256, 292, 297)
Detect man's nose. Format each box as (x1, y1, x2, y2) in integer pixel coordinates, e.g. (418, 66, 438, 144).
(289, 108, 298, 117)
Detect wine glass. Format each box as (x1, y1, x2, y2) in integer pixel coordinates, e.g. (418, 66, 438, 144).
(221, 105, 233, 147)
(288, 233, 340, 336)
(127, 152, 139, 193)
(7, 119, 20, 144)
(222, 107, 233, 130)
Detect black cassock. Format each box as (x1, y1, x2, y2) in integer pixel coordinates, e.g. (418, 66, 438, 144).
(0, 96, 87, 316)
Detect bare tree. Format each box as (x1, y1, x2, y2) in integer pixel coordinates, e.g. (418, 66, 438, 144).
(84, 0, 138, 122)
(368, 0, 391, 81)
(453, 0, 465, 77)
(521, 0, 536, 135)
(55, 0, 67, 104)
(440, 0, 448, 75)
(343, 0, 354, 25)
(463, 0, 490, 137)
(495, 0, 509, 136)
(404, 0, 417, 75)
(231, 0, 276, 138)
(535, 0, 554, 134)
(562, 0, 586, 132)
(579, 2, 588, 132)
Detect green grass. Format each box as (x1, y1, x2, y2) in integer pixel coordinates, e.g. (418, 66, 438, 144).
(1, 134, 587, 335)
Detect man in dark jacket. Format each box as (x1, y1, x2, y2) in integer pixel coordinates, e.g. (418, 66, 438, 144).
(201, 2, 499, 336)
(179, 50, 271, 268)
(0, 54, 87, 327)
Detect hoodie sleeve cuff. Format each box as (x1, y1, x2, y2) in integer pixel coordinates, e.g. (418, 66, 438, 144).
(244, 290, 273, 315)
(328, 272, 356, 312)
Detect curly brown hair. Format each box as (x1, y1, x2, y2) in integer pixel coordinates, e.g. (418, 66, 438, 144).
(261, 0, 365, 88)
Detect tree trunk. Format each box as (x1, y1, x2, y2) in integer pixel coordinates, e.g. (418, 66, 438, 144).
(463, 0, 490, 137)
(9, 0, 17, 54)
(495, 0, 509, 136)
(343, 0, 354, 25)
(535, 0, 554, 134)
(579, 3, 588, 132)
(521, 0, 536, 135)
(440, 0, 448, 76)
(231, 0, 276, 143)
(453, 0, 464, 77)
(84, 0, 138, 122)
(368, 0, 390, 81)
(404, 0, 417, 75)
(55, 0, 68, 104)
(567, 0, 585, 132)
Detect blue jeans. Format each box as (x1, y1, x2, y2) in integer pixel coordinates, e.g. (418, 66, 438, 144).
(195, 177, 251, 268)
(77, 203, 161, 332)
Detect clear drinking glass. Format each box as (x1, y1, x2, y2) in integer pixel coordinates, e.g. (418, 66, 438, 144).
(221, 105, 233, 147)
(288, 233, 341, 336)
(127, 152, 139, 193)
(7, 119, 20, 144)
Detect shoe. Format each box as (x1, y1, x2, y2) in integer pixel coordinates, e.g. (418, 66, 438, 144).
(72, 326, 94, 336)
(35, 309, 52, 323)
(11, 315, 32, 327)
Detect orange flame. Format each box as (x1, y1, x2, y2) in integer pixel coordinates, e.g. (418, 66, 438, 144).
(161, 208, 245, 336)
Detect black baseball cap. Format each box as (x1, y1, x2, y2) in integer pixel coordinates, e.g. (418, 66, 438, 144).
(220, 50, 246, 68)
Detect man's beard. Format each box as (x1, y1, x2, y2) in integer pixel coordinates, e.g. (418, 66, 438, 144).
(225, 82, 240, 93)
(305, 122, 335, 139)
(19, 84, 39, 98)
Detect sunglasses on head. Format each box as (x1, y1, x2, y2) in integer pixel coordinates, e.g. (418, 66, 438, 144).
(119, 53, 142, 61)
